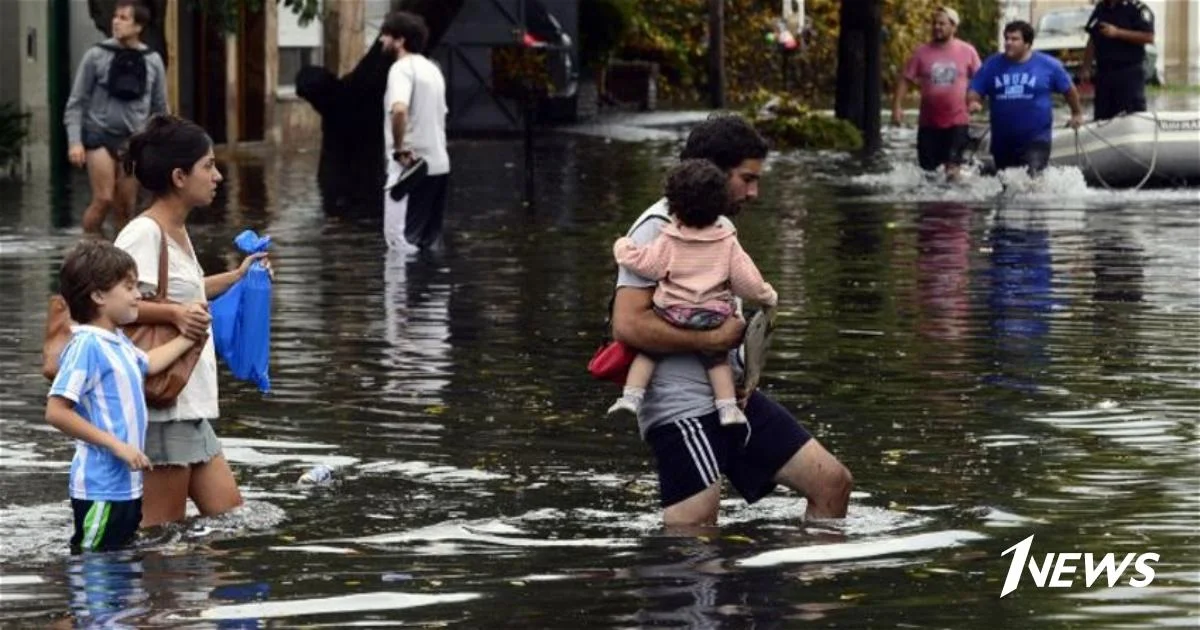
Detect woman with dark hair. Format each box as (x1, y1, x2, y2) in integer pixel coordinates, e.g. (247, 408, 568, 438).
(113, 114, 270, 527)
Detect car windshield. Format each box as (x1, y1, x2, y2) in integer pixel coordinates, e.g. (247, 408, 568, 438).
(1038, 9, 1091, 35)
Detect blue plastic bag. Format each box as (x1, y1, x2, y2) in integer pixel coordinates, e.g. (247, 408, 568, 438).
(211, 230, 272, 393)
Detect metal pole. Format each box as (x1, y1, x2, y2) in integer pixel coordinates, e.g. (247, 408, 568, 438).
(862, 0, 882, 153)
(524, 92, 535, 209)
(708, 0, 725, 109)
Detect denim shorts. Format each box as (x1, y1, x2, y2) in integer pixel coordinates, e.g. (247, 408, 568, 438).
(144, 419, 223, 467)
(81, 128, 130, 161)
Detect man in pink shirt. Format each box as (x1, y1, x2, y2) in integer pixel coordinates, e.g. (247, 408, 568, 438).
(892, 7, 982, 178)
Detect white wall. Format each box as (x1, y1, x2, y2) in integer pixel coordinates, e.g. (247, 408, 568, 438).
(363, 0, 390, 52)
(1190, 0, 1200, 84)
(12, 0, 51, 179)
(69, 0, 106, 77)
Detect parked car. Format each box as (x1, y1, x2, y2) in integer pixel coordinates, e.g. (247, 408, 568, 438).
(1029, 7, 1160, 85)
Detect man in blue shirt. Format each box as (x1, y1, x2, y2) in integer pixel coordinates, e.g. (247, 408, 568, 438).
(967, 20, 1084, 175)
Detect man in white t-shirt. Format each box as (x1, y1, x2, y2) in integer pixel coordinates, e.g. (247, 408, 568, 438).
(380, 11, 451, 252)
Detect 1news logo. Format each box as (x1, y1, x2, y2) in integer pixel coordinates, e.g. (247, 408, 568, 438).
(1000, 534, 1159, 598)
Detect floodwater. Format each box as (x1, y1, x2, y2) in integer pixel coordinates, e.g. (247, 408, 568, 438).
(0, 118, 1197, 628)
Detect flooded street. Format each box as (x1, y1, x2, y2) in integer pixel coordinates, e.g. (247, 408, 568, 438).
(0, 124, 1197, 627)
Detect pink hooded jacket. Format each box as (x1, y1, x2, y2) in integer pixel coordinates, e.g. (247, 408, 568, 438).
(613, 221, 778, 312)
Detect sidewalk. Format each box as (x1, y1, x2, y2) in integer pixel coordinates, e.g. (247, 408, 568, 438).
(553, 108, 924, 142)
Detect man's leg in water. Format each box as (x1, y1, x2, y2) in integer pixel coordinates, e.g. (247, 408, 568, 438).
(81, 148, 119, 235)
(663, 484, 720, 529)
(774, 439, 853, 520)
(1023, 141, 1051, 177)
(728, 392, 853, 521)
(648, 413, 728, 529)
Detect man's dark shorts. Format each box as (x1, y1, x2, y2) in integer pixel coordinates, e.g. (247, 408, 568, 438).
(70, 498, 142, 554)
(993, 140, 1052, 175)
(82, 128, 131, 161)
(917, 125, 970, 171)
(645, 391, 812, 507)
(1094, 64, 1147, 121)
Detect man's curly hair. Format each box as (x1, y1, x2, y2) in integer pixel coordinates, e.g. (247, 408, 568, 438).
(665, 159, 730, 229)
(680, 113, 768, 171)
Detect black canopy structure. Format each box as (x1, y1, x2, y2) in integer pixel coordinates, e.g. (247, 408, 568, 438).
(298, 0, 583, 213)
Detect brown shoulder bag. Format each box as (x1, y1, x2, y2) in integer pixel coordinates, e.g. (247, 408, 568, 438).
(42, 218, 208, 408)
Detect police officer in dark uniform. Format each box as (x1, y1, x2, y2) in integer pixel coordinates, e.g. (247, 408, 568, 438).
(1081, 0, 1155, 120)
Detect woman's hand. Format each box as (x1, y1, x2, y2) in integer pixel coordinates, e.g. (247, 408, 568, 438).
(236, 252, 272, 281)
(173, 302, 212, 340)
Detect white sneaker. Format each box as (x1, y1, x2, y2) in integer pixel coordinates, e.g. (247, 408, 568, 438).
(606, 397, 640, 422)
(718, 404, 748, 426)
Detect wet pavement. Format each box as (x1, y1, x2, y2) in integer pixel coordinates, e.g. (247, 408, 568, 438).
(0, 119, 1197, 627)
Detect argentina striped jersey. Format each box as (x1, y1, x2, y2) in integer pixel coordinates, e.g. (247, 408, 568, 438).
(48, 326, 149, 501)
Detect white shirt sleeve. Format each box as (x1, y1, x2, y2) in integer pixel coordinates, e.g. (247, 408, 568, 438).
(385, 59, 415, 111)
(113, 218, 162, 297)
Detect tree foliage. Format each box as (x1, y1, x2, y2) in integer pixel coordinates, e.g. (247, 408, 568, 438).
(191, 0, 321, 33)
(615, 0, 1001, 104)
(952, 0, 1002, 58)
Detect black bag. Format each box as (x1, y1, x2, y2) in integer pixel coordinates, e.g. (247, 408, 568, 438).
(100, 43, 151, 101)
(388, 157, 428, 201)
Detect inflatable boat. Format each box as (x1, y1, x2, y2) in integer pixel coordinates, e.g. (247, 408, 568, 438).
(973, 111, 1200, 188)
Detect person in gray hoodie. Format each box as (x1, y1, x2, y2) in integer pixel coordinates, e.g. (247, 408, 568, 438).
(63, 0, 168, 236)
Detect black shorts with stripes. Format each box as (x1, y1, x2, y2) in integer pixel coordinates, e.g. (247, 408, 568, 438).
(645, 392, 812, 507)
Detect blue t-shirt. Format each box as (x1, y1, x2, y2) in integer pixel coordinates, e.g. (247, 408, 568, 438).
(48, 326, 149, 501)
(970, 52, 1073, 154)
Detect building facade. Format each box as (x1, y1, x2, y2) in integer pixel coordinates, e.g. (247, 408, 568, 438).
(1, 0, 345, 184)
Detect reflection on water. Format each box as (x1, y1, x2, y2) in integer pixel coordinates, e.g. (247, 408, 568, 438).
(380, 251, 452, 406)
(986, 209, 1056, 396)
(0, 132, 1197, 627)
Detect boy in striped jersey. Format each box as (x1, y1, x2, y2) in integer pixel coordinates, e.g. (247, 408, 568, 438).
(45, 240, 198, 553)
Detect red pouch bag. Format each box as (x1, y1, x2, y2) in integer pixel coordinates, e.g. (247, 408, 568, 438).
(587, 340, 638, 385)
(588, 211, 670, 386)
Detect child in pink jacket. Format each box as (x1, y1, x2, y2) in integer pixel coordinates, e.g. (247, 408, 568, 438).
(609, 160, 778, 426)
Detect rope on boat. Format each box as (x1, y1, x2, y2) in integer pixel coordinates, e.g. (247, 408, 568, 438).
(1073, 110, 1161, 192)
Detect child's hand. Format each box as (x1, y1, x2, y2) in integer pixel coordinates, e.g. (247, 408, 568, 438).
(113, 443, 152, 471)
(174, 302, 211, 340)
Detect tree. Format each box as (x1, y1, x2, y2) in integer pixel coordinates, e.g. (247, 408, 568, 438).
(834, 0, 883, 153)
(953, 0, 1002, 58)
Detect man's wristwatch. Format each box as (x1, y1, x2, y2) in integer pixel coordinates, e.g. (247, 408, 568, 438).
(392, 151, 405, 162)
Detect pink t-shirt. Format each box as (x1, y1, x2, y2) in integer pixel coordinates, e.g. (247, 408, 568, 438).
(904, 39, 982, 128)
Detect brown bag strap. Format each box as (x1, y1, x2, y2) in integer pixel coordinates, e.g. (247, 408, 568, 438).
(142, 214, 171, 302)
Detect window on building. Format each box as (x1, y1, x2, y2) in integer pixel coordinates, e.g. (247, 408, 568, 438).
(277, 3, 323, 96)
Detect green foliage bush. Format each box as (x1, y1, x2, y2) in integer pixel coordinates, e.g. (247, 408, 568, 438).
(614, 0, 999, 104)
(747, 92, 862, 151)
